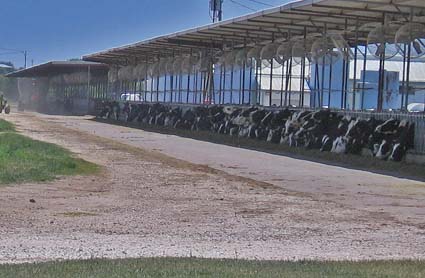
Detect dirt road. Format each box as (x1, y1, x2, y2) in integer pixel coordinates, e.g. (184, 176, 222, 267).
(0, 111, 424, 263)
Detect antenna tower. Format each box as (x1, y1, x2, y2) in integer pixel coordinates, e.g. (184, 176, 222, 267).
(210, 0, 223, 22)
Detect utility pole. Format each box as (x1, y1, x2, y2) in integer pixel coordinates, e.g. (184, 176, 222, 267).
(210, 0, 223, 23)
(207, 0, 223, 104)
(24, 50, 27, 69)
(0, 47, 28, 68)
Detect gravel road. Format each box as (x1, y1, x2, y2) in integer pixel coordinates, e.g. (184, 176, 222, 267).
(0, 112, 424, 263)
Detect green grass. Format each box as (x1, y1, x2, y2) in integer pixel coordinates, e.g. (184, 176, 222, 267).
(96, 118, 425, 181)
(0, 258, 424, 278)
(0, 118, 15, 132)
(0, 132, 98, 184)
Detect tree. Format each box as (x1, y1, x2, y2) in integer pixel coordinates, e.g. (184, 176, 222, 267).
(0, 61, 19, 100)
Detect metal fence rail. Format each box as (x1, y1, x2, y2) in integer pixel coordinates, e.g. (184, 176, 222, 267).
(337, 111, 425, 155)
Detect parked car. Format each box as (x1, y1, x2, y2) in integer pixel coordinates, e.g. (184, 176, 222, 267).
(407, 103, 425, 113)
(120, 92, 144, 102)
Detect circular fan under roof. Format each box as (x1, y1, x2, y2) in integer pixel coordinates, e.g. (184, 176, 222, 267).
(311, 35, 342, 66)
(367, 24, 400, 59)
(395, 22, 425, 59)
(260, 43, 280, 69)
(275, 42, 292, 65)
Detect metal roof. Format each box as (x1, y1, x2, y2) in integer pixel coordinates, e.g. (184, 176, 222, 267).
(6, 61, 109, 78)
(83, 0, 425, 65)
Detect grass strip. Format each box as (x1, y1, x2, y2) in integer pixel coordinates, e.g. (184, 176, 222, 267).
(0, 258, 424, 278)
(0, 132, 98, 184)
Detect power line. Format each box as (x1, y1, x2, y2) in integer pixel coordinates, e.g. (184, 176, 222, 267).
(242, 0, 274, 7)
(0, 51, 23, 56)
(0, 47, 28, 68)
(0, 47, 24, 53)
(229, 0, 257, 12)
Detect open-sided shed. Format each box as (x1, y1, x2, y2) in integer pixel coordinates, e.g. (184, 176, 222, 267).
(81, 0, 425, 112)
(7, 61, 109, 114)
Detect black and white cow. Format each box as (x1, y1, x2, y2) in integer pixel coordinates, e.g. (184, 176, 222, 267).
(96, 102, 415, 162)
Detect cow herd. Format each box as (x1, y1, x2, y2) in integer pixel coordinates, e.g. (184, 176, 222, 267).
(98, 101, 415, 162)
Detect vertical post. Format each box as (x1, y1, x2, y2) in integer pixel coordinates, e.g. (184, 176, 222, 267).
(285, 57, 292, 106)
(300, 28, 307, 108)
(328, 60, 333, 108)
(341, 58, 346, 109)
(377, 48, 385, 111)
(405, 35, 412, 110)
(342, 19, 349, 110)
(230, 64, 234, 104)
(194, 70, 198, 103)
(145, 58, 149, 102)
(320, 58, 325, 108)
(248, 62, 253, 106)
(269, 59, 273, 107)
(223, 64, 227, 104)
(361, 45, 367, 110)
(254, 61, 259, 105)
(258, 60, 262, 105)
(280, 60, 285, 107)
(242, 60, 246, 105)
(150, 74, 153, 103)
(352, 20, 359, 110)
(401, 44, 407, 110)
(344, 50, 350, 109)
(218, 65, 223, 104)
(377, 15, 386, 112)
(300, 56, 306, 107)
(156, 74, 160, 102)
(352, 46, 358, 110)
(168, 75, 172, 103)
(163, 74, 167, 103)
(187, 71, 191, 104)
(314, 63, 319, 108)
(269, 33, 275, 107)
(404, 9, 414, 110)
(87, 65, 91, 106)
(179, 74, 183, 103)
(208, 59, 214, 105)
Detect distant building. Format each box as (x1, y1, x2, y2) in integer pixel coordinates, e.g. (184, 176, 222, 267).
(7, 61, 108, 114)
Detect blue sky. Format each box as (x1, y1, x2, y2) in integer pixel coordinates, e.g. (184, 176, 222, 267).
(1, 0, 288, 68)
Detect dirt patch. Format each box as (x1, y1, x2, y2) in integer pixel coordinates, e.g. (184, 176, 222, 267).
(0, 112, 424, 263)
